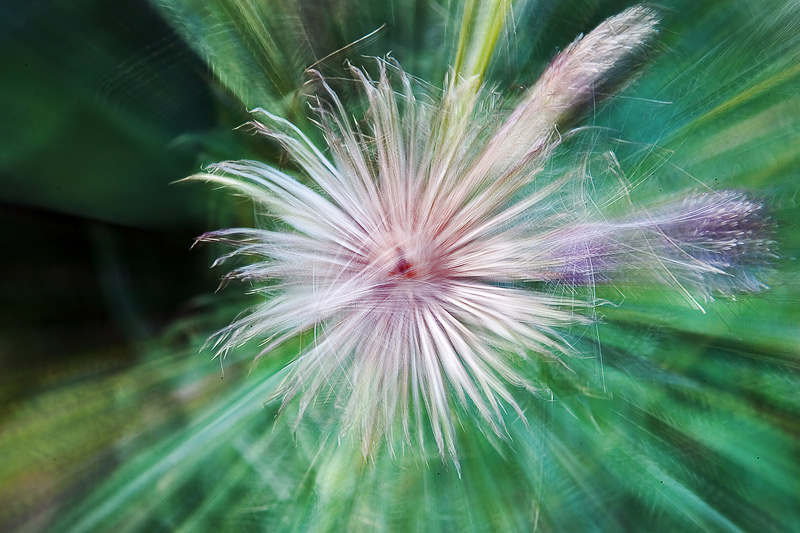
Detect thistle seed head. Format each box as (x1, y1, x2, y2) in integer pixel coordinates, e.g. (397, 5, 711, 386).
(193, 5, 774, 463)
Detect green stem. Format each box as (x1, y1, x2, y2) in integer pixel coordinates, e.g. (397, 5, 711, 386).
(440, 0, 512, 151)
(451, 0, 513, 94)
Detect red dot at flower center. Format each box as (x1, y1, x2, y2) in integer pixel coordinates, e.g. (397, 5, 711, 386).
(390, 256, 417, 279)
(388, 248, 419, 279)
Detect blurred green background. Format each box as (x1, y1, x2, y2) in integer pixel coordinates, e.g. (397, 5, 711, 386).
(0, 0, 226, 382)
(1, 0, 799, 531)
(0, 0, 236, 527)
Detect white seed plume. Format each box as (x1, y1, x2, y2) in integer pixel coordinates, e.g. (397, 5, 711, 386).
(193, 6, 773, 461)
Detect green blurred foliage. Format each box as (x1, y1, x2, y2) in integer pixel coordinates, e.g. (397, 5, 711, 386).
(0, 0, 217, 229)
(0, 1, 250, 526)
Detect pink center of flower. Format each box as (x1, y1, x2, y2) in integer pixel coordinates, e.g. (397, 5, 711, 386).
(389, 249, 418, 279)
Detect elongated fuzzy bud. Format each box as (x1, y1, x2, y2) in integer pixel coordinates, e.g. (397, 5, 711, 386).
(538, 191, 775, 305)
(477, 6, 660, 180)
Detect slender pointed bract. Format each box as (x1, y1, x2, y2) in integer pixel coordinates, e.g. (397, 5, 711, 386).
(193, 6, 773, 462)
